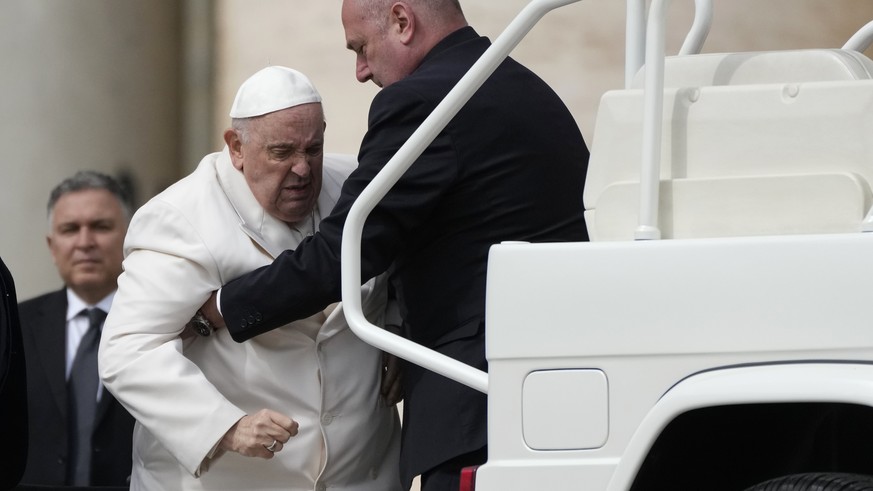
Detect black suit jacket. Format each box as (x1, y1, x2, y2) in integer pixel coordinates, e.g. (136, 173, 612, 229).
(221, 27, 589, 486)
(1, 258, 27, 490)
(18, 289, 134, 487)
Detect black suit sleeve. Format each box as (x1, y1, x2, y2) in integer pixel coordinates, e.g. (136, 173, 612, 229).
(0, 257, 27, 489)
(222, 83, 457, 342)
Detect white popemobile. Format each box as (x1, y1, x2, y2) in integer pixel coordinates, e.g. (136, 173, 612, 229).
(342, 1, 873, 489)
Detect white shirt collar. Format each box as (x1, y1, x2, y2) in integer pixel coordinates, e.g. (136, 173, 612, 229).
(65, 289, 116, 320)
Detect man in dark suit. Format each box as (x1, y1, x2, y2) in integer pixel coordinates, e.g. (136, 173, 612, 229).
(200, 1, 589, 490)
(1, 256, 27, 490)
(18, 171, 135, 487)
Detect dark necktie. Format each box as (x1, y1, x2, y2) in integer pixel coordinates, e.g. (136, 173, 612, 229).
(67, 307, 106, 486)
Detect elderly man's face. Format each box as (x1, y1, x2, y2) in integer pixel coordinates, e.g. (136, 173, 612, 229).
(229, 103, 325, 225)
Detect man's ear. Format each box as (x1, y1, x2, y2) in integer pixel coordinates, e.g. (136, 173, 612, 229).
(224, 129, 245, 170)
(391, 2, 415, 45)
(45, 235, 59, 266)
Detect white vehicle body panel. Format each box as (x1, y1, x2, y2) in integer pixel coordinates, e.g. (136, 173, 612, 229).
(478, 234, 873, 489)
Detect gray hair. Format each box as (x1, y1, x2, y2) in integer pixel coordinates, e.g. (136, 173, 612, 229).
(47, 170, 133, 224)
(231, 105, 326, 145)
(231, 117, 253, 144)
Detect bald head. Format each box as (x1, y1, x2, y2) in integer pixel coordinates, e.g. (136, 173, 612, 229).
(342, 0, 468, 87)
(357, 0, 465, 28)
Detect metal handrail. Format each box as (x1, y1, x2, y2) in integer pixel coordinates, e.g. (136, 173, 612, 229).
(340, 0, 583, 395)
(625, 0, 713, 88)
(843, 19, 873, 52)
(633, 0, 713, 240)
(635, 0, 671, 240)
(679, 0, 713, 56)
(626, 0, 647, 88)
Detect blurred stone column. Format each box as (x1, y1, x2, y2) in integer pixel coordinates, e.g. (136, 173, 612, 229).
(0, 0, 184, 300)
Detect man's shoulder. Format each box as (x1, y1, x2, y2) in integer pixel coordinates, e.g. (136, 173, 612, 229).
(18, 288, 64, 307)
(18, 288, 65, 318)
(370, 33, 490, 111)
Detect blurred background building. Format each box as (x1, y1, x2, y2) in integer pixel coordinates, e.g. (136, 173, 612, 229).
(3, 0, 872, 300)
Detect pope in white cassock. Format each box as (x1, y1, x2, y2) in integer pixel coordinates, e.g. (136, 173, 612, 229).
(99, 66, 402, 491)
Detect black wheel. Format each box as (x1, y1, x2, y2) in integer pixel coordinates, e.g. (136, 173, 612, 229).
(745, 472, 873, 491)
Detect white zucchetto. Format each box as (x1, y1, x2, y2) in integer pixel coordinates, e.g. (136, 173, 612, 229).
(229, 66, 322, 119)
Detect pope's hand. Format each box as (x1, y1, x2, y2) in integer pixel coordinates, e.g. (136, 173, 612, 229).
(219, 409, 299, 459)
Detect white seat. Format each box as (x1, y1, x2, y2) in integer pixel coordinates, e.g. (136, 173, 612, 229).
(585, 49, 873, 241)
(632, 49, 873, 88)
